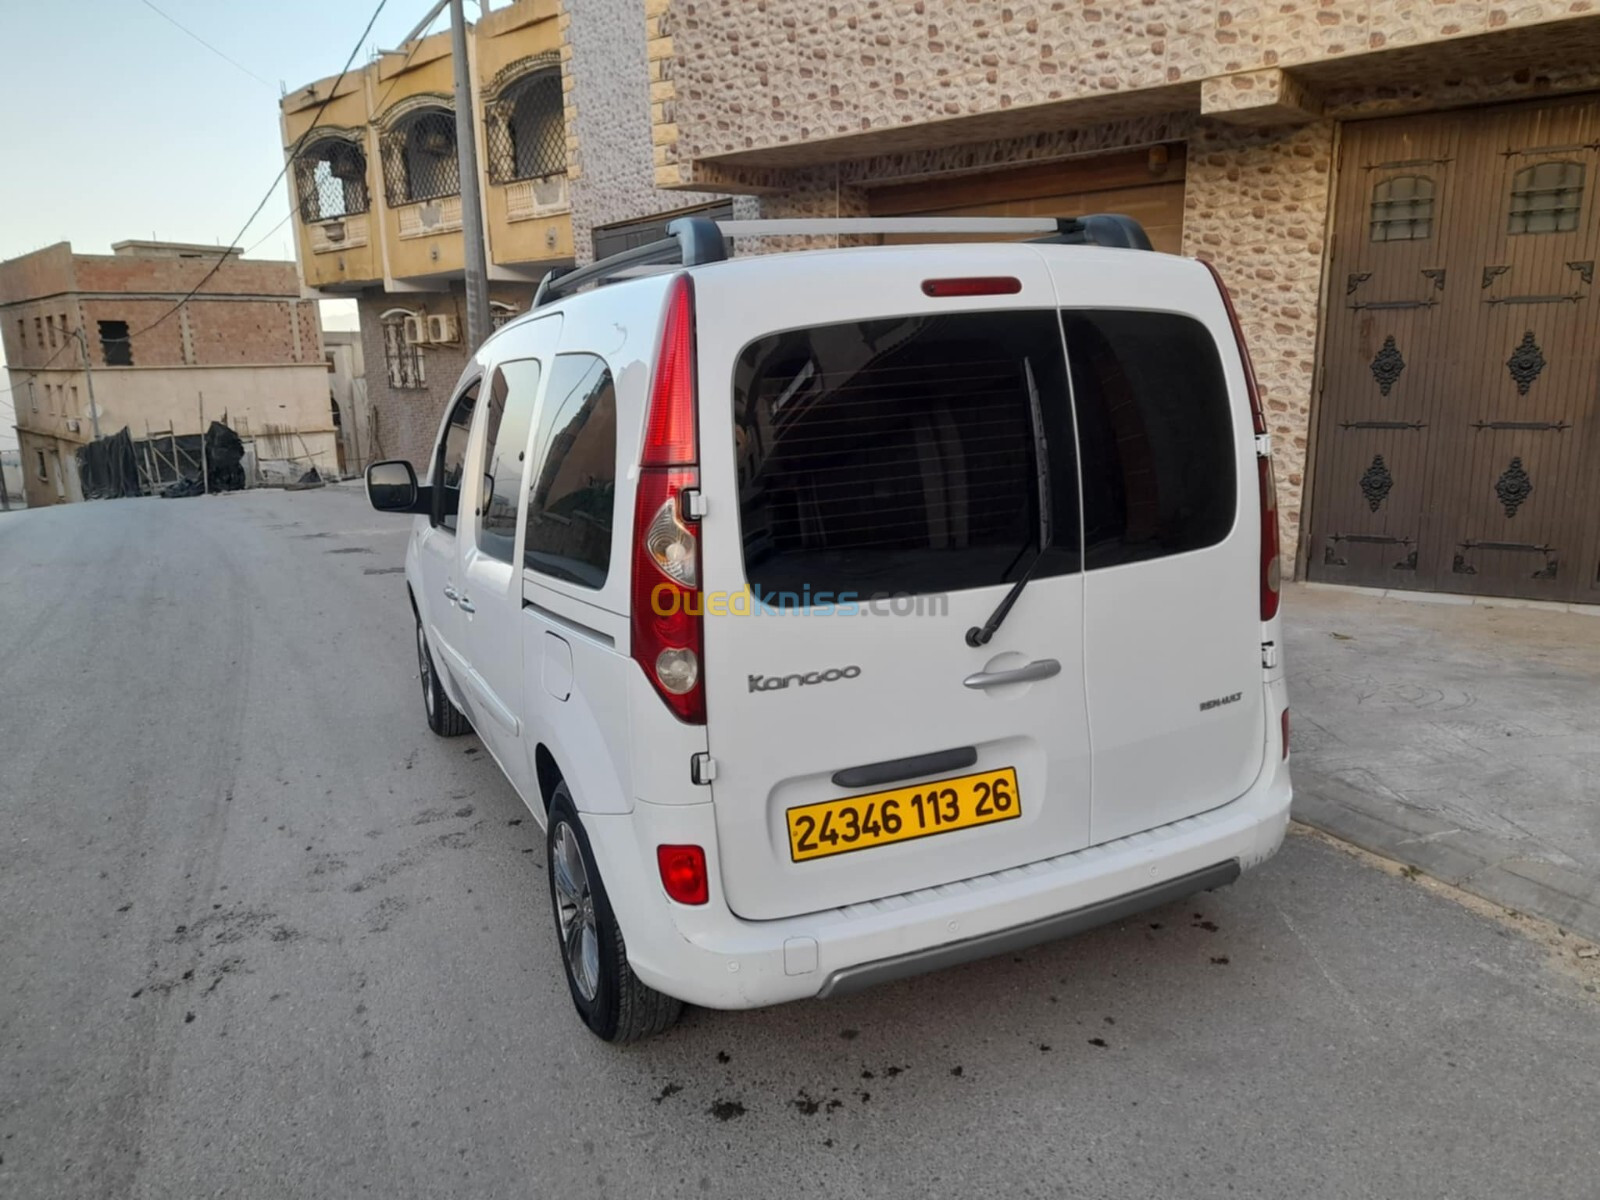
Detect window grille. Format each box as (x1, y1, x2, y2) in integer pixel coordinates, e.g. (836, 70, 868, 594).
(381, 315, 426, 390)
(381, 108, 460, 207)
(295, 137, 370, 222)
(1508, 161, 1585, 234)
(1370, 175, 1434, 242)
(486, 69, 565, 184)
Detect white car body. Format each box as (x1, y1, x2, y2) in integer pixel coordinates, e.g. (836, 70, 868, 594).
(396, 234, 1291, 1015)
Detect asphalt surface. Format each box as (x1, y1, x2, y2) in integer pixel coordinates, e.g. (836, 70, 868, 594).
(2, 488, 1599, 1200)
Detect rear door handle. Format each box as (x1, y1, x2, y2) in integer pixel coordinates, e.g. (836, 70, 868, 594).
(442, 585, 459, 604)
(963, 658, 1061, 689)
(457, 596, 476, 614)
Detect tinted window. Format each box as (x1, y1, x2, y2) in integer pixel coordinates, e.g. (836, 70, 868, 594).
(432, 380, 479, 532)
(523, 354, 617, 588)
(476, 359, 542, 564)
(733, 311, 1080, 599)
(1063, 310, 1236, 568)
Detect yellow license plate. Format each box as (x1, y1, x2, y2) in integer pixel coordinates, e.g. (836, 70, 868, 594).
(786, 767, 1021, 863)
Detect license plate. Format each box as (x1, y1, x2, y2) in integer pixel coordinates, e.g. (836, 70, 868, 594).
(785, 767, 1021, 863)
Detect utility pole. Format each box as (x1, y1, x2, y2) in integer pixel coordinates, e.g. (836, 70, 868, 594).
(198, 393, 210, 494)
(71, 325, 101, 441)
(450, 0, 491, 353)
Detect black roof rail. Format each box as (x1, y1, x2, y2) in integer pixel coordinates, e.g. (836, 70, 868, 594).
(1033, 214, 1153, 251)
(532, 217, 727, 308)
(530, 212, 1151, 308)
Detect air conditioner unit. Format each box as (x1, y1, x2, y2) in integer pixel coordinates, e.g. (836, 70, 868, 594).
(427, 313, 459, 344)
(402, 314, 428, 346)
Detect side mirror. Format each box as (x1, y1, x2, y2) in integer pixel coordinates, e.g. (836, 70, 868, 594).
(367, 460, 428, 513)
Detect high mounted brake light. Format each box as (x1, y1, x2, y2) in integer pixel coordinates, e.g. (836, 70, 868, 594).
(921, 276, 1023, 297)
(1202, 260, 1281, 623)
(631, 275, 706, 723)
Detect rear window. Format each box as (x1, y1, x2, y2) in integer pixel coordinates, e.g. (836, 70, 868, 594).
(732, 311, 1081, 599)
(1062, 310, 1236, 568)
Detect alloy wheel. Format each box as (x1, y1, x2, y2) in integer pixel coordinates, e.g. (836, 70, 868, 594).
(551, 820, 600, 1002)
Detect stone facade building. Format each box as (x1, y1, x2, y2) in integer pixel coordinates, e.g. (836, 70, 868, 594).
(648, 1, 1600, 602)
(281, 0, 1600, 602)
(0, 240, 336, 508)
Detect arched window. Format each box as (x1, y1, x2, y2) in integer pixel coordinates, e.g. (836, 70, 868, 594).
(1369, 175, 1434, 242)
(295, 135, 370, 222)
(380, 106, 460, 207)
(486, 68, 565, 184)
(1508, 161, 1585, 234)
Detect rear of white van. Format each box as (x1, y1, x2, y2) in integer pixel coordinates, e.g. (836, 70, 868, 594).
(600, 241, 1290, 1007)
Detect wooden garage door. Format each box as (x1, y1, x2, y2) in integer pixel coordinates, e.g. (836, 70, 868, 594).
(1309, 97, 1600, 602)
(866, 145, 1186, 254)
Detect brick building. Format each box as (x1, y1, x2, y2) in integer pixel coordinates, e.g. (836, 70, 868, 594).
(647, 1, 1600, 603)
(0, 240, 337, 508)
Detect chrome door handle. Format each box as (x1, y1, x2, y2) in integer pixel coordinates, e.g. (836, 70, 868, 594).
(457, 596, 476, 614)
(442, 585, 459, 604)
(963, 658, 1061, 689)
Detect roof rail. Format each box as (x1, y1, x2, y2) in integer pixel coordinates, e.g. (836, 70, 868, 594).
(531, 213, 1151, 307)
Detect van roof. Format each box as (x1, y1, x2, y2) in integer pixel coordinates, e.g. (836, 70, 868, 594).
(529, 214, 1160, 312)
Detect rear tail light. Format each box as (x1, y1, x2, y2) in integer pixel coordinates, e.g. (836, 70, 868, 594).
(631, 275, 706, 724)
(657, 844, 709, 905)
(1281, 708, 1291, 760)
(921, 276, 1022, 297)
(1203, 260, 1281, 622)
(1258, 455, 1282, 622)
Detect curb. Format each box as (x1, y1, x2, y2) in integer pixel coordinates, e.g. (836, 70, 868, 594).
(1292, 771, 1600, 942)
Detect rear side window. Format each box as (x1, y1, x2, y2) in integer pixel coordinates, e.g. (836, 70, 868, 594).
(1063, 311, 1236, 569)
(523, 353, 617, 588)
(733, 311, 1081, 599)
(432, 380, 479, 532)
(475, 359, 542, 564)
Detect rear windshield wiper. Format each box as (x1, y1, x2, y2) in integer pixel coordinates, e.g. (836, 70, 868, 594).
(966, 550, 1043, 647)
(966, 358, 1052, 648)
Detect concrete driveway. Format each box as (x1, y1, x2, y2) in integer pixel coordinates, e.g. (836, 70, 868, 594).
(2, 489, 1598, 1199)
(1285, 583, 1600, 938)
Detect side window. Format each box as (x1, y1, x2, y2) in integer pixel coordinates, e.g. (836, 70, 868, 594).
(523, 354, 617, 588)
(1064, 310, 1236, 570)
(475, 359, 543, 564)
(431, 380, 479, 533)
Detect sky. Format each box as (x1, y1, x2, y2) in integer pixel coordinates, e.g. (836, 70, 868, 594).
(0, 0, 472, 449)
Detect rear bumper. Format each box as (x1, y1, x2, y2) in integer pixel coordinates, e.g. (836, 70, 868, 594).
(584, 751, 1291, 1010)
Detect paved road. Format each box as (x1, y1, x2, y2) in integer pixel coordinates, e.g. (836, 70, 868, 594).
(2, 489, 1599, 1200)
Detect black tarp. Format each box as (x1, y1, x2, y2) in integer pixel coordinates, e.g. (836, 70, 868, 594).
(156, 421, 247, 499)
(204, 421, 246, 491)
(76, 427, 142, 499)
(78, 421, 250, 500)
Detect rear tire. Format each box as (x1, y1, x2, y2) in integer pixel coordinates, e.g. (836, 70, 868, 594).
(416, 614, 471, 737)
(547, 784, 682, 1042)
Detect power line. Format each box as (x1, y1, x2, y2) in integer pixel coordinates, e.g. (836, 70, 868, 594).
(136, 0, 273, 88)
(123, 0, 394, 345)
(243, 211, 294, 257)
